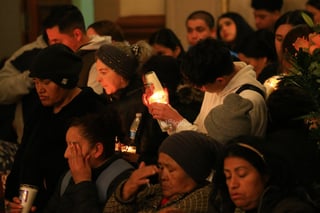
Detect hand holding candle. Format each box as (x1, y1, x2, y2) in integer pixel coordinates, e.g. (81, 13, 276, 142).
(144, 71, 168, 104)
(144, 71, 171, 131)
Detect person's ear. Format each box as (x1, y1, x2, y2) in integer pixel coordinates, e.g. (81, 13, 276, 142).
(73, 28, 83, 42)
(93, 142, 104, 158)
(216, 77, 225, 84)
(173, 46, 181, 58)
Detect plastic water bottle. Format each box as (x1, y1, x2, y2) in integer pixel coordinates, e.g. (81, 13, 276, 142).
(129, 113, 142, 144)
(114, 136, 121, 152)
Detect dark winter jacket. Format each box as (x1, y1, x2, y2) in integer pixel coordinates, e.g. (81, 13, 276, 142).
(220, 186, 318, 213)
(5, 87, 106, 212)
(43, 155, 133, 213)
(102, 75, 145, 143)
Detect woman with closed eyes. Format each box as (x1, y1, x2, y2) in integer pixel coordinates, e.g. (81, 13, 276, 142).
(217, 135, 318, 213)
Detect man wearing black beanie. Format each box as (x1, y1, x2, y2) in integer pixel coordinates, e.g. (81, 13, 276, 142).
(4, 44, 106, 212)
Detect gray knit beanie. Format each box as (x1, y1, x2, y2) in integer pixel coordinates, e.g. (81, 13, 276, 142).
(158, 131, 222, 184)
(205, 93, 253, 144)
(96, 43, 138, 80)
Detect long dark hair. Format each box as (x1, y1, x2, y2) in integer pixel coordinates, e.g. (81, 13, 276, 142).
(217, 12, 254, 52)
(149, 28, 185, 61)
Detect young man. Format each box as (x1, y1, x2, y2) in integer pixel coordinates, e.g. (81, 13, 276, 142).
(0, 4, 110, 148)
(0, 4, 110, 106)
(145, 38, 267, 137)
(251, 0, 283, 31)
(4, 44, 106, 212)
(185, 10, 216, 47)
(43, 4, 111, 95)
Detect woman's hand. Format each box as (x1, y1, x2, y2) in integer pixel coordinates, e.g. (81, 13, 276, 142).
(68, 142, 91, 184)
(121, 162, 158, 201)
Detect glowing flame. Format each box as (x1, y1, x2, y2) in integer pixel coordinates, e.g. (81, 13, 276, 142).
(148, 90, 168, 104)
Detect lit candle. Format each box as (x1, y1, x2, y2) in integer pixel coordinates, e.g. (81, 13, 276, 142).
(263, 75, 281, 98)
(144, 71, 170, 131)
(148, 90, 168, 104)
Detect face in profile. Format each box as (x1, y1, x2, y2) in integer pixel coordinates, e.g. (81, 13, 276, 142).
(275, 24, 293, 61)
(96, 58, 127, 95)
(157, 153, 197, 201)
(46, 26, 80, 52)
(223, 156, 268, 211)
(186, 19, 215, 46)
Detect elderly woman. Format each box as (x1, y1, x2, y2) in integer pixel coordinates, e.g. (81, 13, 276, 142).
(218, 136, 318, 213)
(104, 131, 222, 213)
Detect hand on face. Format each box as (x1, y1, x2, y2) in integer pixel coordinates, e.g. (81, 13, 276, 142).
(68, 142, 92, 184)
(122, 161, 159, 201)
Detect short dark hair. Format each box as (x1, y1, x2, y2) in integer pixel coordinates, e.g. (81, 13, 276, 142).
(238, 29, 277, 62)
(181, 38, 234, 87)
(251, 0, 283, 12)
(43, 4, 86, 34)
(68, 108, 123, 158)
(186, 10, 215, 29)
(87, 20, 125, 41)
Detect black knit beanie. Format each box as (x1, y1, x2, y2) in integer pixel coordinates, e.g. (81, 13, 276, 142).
(158, 131, 222, 184)
(96, 44, 138, 80)
(30, 43, 82, 89)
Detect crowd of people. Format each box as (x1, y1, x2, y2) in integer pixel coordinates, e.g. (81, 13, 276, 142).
(0, 0, 320, 212)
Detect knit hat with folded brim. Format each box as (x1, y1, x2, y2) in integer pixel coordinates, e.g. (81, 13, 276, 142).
(30, 43, 82, 89)
(96, 44, 138, 80)
(205, 93, 253, 144)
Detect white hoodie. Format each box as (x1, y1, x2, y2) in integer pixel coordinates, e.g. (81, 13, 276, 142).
(174, 62, 267, 137)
